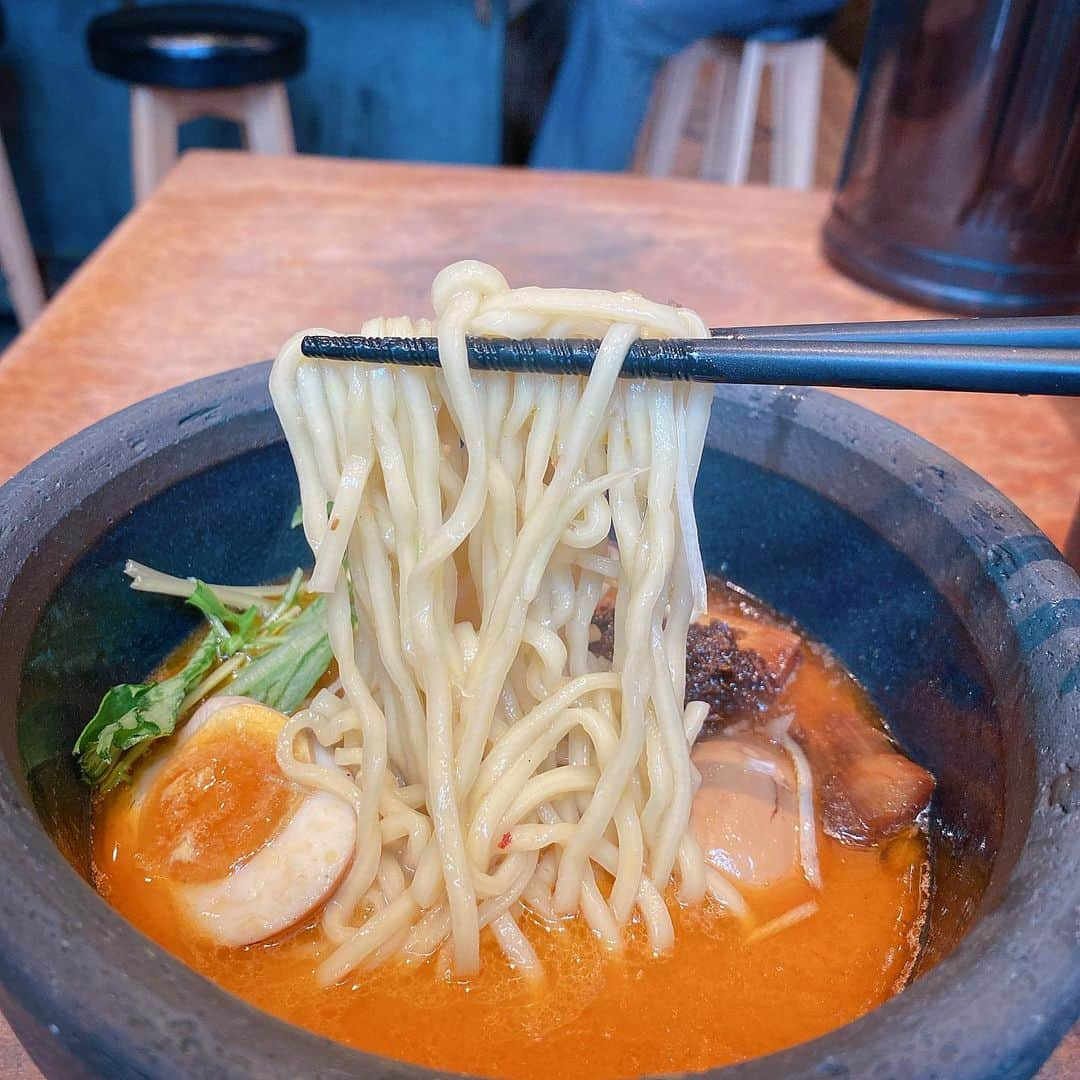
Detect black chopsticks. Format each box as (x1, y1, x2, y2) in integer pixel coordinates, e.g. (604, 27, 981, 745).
(300, 315, 1080, 396)
(709, 315, 1080, 349)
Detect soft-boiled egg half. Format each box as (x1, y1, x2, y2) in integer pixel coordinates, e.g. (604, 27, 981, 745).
(690, 733, 799, 889)
(129, 697, 355, 947)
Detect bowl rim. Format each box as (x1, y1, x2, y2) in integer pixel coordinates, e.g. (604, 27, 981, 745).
(0, 363, 1076, 1080)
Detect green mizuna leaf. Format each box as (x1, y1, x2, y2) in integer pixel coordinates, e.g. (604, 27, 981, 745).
(226, 597, 333, 713)
(73, 634, 218, 789)
(73, 572, 333, 790)
(185, 581, 260, 655)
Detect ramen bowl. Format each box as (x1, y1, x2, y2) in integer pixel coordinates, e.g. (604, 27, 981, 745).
(0, 363, 1076, 1079)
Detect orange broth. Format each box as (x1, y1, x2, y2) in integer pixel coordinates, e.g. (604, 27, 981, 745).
(92, 590, 930, 1079)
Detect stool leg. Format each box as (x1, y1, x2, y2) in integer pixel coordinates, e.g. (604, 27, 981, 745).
(0, 131, 45, 327)
(700, 41, 742, 181)
(770, 38, 824, 189)
(724, 40, 765, 185)
(242, 83, 296, 155)
(642, 43, 708, 177)
(768, 47, 789, 184)
(131, 87, 178, 202)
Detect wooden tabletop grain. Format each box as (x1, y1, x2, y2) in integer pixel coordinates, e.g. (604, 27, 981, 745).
(0, 150, 1075, 1078)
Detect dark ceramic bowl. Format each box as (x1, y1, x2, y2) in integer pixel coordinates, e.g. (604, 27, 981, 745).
(0, 364, 1077, 1079)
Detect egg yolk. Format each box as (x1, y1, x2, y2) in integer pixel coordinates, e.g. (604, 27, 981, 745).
(136, 707, 298, 883)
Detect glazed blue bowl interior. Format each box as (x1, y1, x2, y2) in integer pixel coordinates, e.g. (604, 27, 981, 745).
(1, 365, 1076, 1080)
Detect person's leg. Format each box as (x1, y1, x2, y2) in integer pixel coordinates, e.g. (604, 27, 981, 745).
(530, 0, 706, 171)
(529, 0, 840, 172)
(528, 1, 643, 170)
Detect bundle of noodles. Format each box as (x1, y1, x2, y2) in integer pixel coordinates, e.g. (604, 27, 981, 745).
(269, 260, 729, 984)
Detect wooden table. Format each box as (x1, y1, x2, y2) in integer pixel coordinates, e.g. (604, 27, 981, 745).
(0, 151, 1075, 1078)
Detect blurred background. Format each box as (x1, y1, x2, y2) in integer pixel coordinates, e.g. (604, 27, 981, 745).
(0, 0, 880, 348)
(0, 0, 1076, 349)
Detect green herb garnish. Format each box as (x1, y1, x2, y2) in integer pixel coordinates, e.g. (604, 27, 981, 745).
(73, 567, 332, 790)
(226, 598, 333, 713)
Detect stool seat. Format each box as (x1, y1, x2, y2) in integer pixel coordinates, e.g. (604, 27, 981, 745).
(87, 3, 306, 90)
(735, 11, 835, 44)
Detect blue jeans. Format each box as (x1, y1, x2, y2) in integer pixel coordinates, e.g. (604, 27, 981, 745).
(530, 0, 841, 171)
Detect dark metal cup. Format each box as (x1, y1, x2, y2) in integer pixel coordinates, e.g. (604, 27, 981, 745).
(823, 0, 1080, 315)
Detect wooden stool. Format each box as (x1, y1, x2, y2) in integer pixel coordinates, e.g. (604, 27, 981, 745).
(0, 2, 45, 328)
(643, 14, 831, 189)
(0, 128, 45, 328)
(87, 4, 307, 202)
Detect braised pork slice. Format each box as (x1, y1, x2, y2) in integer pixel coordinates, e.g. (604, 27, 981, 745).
(591, 603, 801, 719)
(686, 610, 803, 725)
(592, 598, 934, 847)
(687, 609, 933, 844)
(790, 710, 934, 845)
(713, 609, 802, 688)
